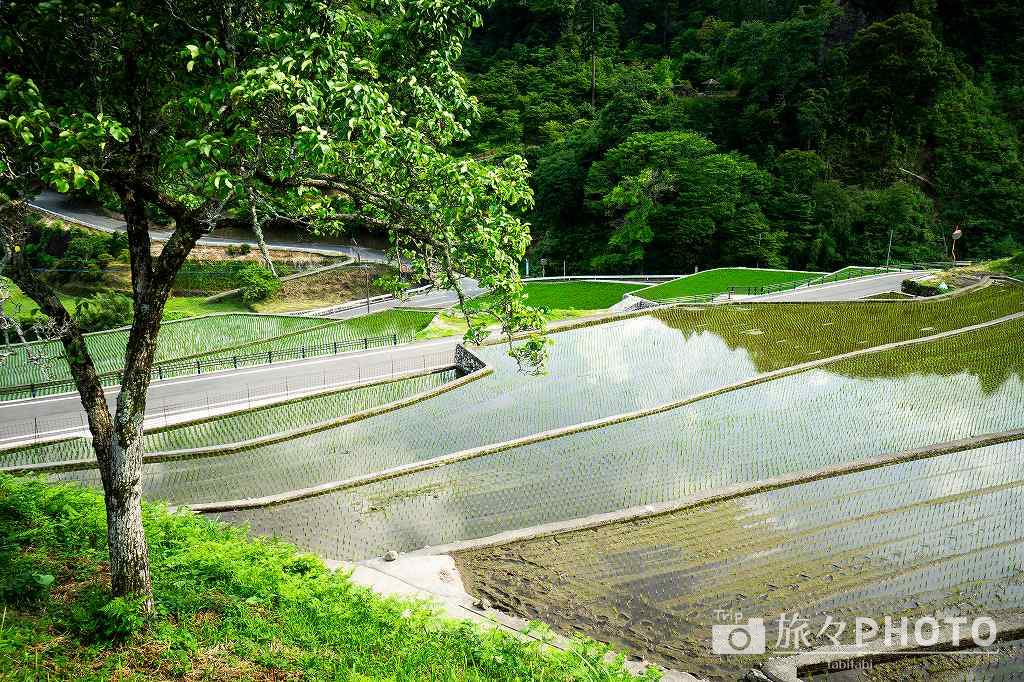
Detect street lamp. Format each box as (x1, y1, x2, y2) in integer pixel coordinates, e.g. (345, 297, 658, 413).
(951, 226, 963, 263)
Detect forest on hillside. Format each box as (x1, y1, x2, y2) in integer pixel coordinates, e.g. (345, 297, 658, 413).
(457, 0, 1024, 274)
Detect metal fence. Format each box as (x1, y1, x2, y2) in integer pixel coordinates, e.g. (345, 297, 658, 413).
(0, 349, 455, 448)
(4, 333, 401, 400)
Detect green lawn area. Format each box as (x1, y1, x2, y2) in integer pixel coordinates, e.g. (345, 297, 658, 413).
(637, 268, 825, 302)
(517, 281, 644, 310)
(0, 475, 649, 682)
(468, 280, 643, 312)
(419, 280, 642, 340)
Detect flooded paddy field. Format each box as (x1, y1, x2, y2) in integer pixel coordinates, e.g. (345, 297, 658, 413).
(14, 283, 1024, 680)
(44, 282, 1024, 506)
(211, 315, 1024, 559)
(454, 439, 1024, 681)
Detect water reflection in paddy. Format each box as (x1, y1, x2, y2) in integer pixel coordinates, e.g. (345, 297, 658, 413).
(454, 440, 1024, 681)
(54, 284, 1023, 504)
(215, 317, 1024, 562)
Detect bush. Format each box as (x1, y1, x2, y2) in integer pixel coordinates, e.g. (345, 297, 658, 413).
(225, 243, 252, 257)
(74, 292, 134, 332)
(106, 231, 127, 259)
(236, 262, 280, 304)
(1008, 251, 1024, 278)
(54, 235, 112, 284)
(901, 278, 948, 297)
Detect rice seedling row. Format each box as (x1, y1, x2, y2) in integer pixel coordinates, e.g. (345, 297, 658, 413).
(0, 370, 457, 469)
(199, 316, 1024, 561)
(47, 286, 1023, 508)
(451, 440, 1024, 681)
(0, 313, 331, 390)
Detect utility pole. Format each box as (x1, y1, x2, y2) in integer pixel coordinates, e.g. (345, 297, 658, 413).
(363, 265, 371, 314)
(885, 227, 894, 269)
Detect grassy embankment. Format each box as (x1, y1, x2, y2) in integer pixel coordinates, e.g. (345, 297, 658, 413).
(418, 280, 645, 340)
(637, 268, 825, 302)
(0, 475, 652, 681)
(2, 279, 252, 322)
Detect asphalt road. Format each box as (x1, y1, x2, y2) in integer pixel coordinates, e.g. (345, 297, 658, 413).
(754, 271, 921, 302)
(29, 192, 485, 316)
(0, 338, 460, 447)
(31, 191, 390, 263)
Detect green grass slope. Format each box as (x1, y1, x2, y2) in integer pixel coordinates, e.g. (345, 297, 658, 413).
(470, 281, 644, 312)
(0, 475, 652, 681)
(638, 268, 825, 302)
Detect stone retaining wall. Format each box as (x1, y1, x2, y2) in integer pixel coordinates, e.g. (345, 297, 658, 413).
(455, 344, 486, 375)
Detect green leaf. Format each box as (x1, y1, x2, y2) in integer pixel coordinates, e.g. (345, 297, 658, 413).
(32, 573, 55, 587)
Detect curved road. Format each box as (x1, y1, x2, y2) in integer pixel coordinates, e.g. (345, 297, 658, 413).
(754, 271, 922, 302)
(31, 191, 390, 263)
(30, 191, 485, 314)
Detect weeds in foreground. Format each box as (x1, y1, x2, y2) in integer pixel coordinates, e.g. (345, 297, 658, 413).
(0, 475, 654, 681)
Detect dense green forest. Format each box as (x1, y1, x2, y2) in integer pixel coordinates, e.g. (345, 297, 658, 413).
(457, 0, 1024, 274)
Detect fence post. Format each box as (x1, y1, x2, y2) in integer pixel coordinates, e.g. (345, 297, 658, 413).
(392, 333, 397, 345)
(30, 383, 36, 398)
(157, 365, 164, 381)
(233, 356, 238, 369)
(34, 416, 39, 443)
(196, 359, 201, 375)
(301, 346, 305, 359)
(268, 350, 273, 364)
(333, 340, 338, 354)
(364, 337, 369, 350)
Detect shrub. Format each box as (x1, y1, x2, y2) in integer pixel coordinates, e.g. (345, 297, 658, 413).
(901, 278, 947, 297)
(1008, 251, 1024, 278)
(74, 291, 134, 332)
(54, 235, 111, 283)
(236, 262, 280, 304)
(225, 243, 252, 257)
(106, 231, 127, 259)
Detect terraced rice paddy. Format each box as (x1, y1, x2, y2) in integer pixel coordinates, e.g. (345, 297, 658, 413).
(454, 439, 1024, 680)
(42, 281, 1021, 505)
(11, 280, 1024, 680)
(1, 369, 457, 468)
(209, 315, 1024, 559)
(0, 309, 435, 395)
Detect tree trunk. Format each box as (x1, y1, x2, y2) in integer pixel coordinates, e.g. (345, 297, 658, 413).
(0, 203, 155, 605)
(100, 423, 153, 608)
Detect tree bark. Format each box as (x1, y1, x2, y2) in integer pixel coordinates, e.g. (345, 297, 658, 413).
(5, 186, 212, 613)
